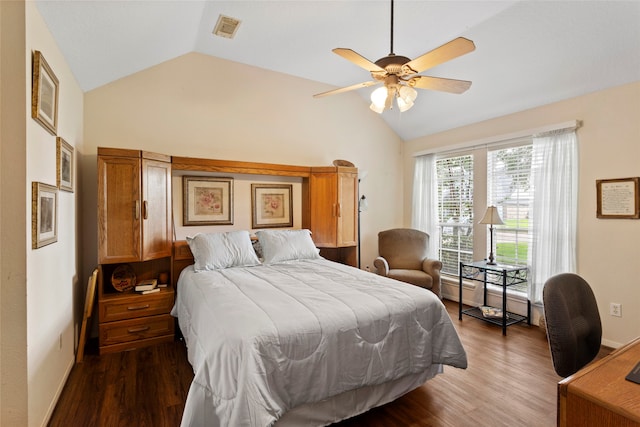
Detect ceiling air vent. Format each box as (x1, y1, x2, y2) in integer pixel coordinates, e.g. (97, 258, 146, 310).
(213, 14, 241, 39)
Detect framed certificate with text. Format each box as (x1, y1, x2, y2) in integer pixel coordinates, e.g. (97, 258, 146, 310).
(596, 177, 640, 219)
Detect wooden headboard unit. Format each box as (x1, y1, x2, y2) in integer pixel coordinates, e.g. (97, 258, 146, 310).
(172, 241, 194, 287)
(170, 156, 311, 287)
(169, 156, 359, 281)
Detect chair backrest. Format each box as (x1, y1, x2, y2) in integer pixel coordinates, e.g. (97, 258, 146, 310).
(76, 268, 98, 363)
(83, 268, 98, 318)
(378, 228, 429, 270)
(543, 273, 602, 377)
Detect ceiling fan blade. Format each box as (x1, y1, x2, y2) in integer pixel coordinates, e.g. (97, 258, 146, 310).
(410, 76, 472, 94)
(402, 37, 476, 74)
(332, 48, 386, 73)
(313, 81, 379, 98)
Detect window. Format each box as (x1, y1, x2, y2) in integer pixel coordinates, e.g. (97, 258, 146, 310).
(416, 124, 578, 303)
(436, 154, 474, 275)
(487, 144, 532, 268)
(435, 141, 534, 289)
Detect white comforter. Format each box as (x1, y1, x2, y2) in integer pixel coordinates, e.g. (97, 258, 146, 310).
(172, 259, 467, 427)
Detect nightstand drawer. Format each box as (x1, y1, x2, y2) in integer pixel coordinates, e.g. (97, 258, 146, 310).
(99, 314, 174, 346)
(99, 289, 174, 322)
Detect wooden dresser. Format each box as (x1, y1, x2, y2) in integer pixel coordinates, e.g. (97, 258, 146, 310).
(558, 336, 640, 426)
(97, 275, 174, 353)
(97, 148, 174, 354)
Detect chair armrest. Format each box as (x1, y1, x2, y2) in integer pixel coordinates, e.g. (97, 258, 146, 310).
(422, 258, 443, 298)
(373, 256, 389, 276)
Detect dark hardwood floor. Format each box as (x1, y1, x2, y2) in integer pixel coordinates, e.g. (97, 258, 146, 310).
(48, 300, 610, 426)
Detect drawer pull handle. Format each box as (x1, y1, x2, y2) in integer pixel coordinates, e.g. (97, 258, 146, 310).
(127, 304, 150, 311)
(127, 326, 150, 333)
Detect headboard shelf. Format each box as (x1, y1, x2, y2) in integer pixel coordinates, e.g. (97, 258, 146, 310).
(171, 156, 312, 178)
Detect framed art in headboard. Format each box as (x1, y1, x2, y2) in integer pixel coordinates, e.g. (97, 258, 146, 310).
(251, 183, 293, 228)
(183, 176, 234, 225)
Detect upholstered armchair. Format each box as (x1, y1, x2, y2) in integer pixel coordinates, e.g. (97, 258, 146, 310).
(373, 228, 443, 297)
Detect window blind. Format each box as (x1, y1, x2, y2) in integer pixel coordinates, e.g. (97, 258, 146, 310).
(436, 154, 474, 275)
(487, 143, 533, 280)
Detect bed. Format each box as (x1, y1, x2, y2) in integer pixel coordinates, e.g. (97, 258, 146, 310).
(171, 229, 467, 426)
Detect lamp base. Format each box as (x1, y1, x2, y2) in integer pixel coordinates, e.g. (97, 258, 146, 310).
(486, 252, 497, 265)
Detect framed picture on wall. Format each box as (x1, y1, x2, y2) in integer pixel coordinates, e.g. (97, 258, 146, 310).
(31, 51, 59, 135)
(56, 137, 74, 192)
(251, 184, 293, 229)
(183, 176, 234, 225)
(32, 182, 58, 249)
(596, 177, 640, 219)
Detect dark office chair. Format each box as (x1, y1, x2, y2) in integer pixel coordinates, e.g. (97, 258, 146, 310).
(542, 273, 602, 377)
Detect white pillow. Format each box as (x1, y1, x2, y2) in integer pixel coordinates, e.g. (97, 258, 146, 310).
(186, 230, 261, 271)
(256, 229, 321, 264)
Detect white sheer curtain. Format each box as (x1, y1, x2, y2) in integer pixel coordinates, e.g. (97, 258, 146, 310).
(412, 154, 439, 260)
(528, 129, 578, 304)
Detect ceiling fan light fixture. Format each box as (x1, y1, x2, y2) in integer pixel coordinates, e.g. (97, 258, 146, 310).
(396, 96, 413, 112)
(314, 0, 474, 112)
(397, 85, 417, 112)
(369, 102, 385, 114)
(399, 85, 417, 103)
(370, 86, 389, 113)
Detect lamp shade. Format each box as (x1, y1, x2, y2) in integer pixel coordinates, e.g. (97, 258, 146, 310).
(478, 206, 504, 225)
(397, 85, 417, 112)
(370, 86, 388, 113)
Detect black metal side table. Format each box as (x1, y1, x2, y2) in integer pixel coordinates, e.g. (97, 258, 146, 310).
(458, 261, 530, 335)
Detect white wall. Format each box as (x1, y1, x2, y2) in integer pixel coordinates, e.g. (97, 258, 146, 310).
(172, 173, 304, 240)
(403, 81, 640, 348)
(26, 3, 84, 426)
(0, 2, 29, 425)
(84, 52, 405, 271)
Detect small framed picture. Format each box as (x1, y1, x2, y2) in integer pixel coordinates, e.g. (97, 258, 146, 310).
(32, 182, 58, 249)
(251, 184, 293, 229)
(183, 176, 233, 225)
(596, 177, 640, 219)
(31, 51, 59, 135)
(56, 137, 74, 192)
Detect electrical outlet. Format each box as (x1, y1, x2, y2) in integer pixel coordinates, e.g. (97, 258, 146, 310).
(610, 303, 622, 317)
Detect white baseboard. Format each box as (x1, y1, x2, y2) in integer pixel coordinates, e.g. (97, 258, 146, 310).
(442, 278, 626, 349)
(441, 278, 543, 327)
(601, 338, 623, 349)
(41, 356, 74, 427)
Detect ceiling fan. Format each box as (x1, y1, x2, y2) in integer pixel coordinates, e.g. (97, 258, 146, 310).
(313, 0, 476, 113)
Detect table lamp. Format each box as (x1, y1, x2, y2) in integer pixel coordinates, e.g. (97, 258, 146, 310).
(479, 206, 504, 265)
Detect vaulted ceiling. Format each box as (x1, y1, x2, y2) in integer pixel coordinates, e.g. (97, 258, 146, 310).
(35, 1, 640, 141)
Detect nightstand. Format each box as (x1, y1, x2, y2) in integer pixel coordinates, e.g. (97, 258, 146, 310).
(458, 260, 530, 335)
(97, 262, 175, 354)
